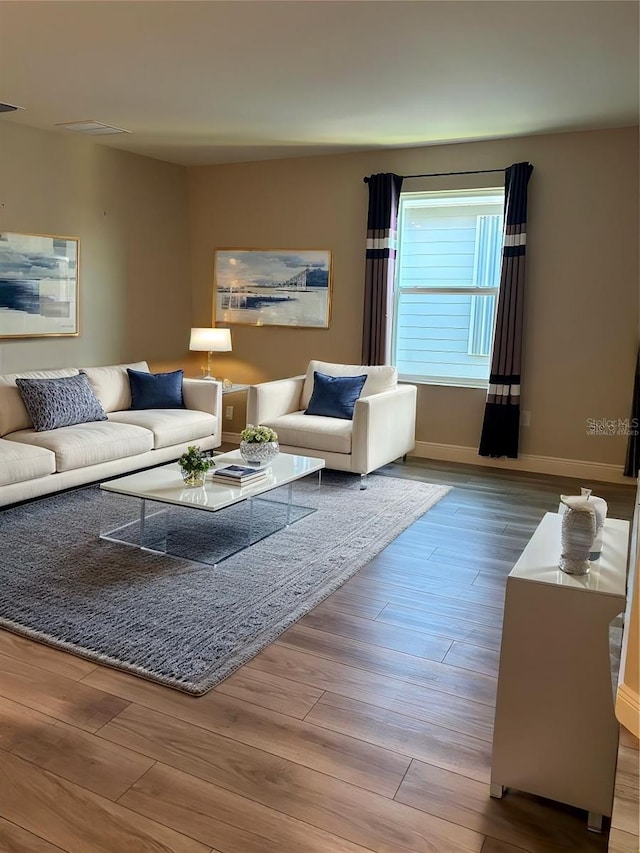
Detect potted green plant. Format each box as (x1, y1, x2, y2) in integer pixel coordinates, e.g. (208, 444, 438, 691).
(239, 424, 279, 465)
(178, 444, 211, 487)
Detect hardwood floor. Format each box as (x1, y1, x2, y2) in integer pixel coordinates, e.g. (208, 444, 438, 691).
(608, 731, 640, 852)
(0, 459, 635, 852)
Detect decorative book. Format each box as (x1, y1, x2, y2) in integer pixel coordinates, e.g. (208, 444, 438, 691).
(212, 464, 268, 484)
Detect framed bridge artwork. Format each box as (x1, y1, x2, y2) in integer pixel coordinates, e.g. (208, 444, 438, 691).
(214, 248, 332, 328)
(0, 231, 80, 338)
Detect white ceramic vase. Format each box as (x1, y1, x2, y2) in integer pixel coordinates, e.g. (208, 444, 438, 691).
(583, 489, 608, 560)
(559, 494, 597, 575)
(558, 487, 608, 560)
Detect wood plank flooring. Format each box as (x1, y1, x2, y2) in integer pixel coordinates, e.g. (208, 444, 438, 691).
(608, 732, 640, 852)
(0, 458, 635, 852)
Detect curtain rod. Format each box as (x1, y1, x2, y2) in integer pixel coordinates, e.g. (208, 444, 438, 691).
(363, 168, 505, 183)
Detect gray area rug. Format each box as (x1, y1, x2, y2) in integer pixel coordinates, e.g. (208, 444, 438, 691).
(0, 471, 450, 695)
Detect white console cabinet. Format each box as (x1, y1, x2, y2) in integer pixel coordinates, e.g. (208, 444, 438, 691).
(490, 512, 629, 832)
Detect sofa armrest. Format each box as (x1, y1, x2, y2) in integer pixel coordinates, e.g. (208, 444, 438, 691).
(182, 379, 223, 444)
(182, 379, 223, 417)
(351, 384, 417, 474)
(247, 376, 304, 425)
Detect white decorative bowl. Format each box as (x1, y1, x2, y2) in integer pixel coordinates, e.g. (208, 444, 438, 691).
(239, 440, 279, 466)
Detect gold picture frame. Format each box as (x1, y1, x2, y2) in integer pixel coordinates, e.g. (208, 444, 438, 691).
(214, 248, 332, 328)
(0, 231, 80, 339)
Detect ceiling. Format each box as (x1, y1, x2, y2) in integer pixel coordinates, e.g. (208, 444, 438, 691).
(0, 0, 638, 167)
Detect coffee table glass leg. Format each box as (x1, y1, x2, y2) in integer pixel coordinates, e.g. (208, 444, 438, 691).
(100, 491, 148, 547)
(247, 497, 254, 546)
(139, 499, 146, 546)
(286, 484, 292, 526)
(140, 499, 168, 554)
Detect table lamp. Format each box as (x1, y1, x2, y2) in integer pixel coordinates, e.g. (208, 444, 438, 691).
(189, 327, 232, 380)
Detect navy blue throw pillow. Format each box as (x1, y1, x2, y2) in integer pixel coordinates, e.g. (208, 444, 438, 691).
(305, 371, 367, 420)
(128, 368, 185, 410)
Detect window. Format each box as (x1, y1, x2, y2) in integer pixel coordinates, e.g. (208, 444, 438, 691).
(392, 188, 505, 387)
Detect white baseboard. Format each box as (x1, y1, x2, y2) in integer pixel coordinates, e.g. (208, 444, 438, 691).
(412, 440, 630, 485)
(221, 434, 629, 484)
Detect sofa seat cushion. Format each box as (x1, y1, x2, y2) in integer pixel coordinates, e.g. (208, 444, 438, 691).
(108, 409, 217, 450)
(0, 439, 56, 486)
(5, 421, 153, 473)
(263, 411, 352, 454)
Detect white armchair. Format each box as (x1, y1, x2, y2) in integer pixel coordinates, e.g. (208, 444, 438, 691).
(246, 360, 417, 485)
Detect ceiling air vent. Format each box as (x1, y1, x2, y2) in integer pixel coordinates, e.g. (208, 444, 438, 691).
(0, 103, 25, 113)
(55, 120, 130, 136)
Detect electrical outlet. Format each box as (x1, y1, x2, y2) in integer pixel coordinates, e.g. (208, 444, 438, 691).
(520, 410, 531, 427)
(225, 405, 234, 420)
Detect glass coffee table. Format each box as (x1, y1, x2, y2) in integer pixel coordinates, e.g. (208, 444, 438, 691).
(99, 450, 324, 566)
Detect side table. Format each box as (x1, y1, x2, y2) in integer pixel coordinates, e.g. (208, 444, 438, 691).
(490, 512, 629, 833)
(221, 383, 249, 395)
(188, 378, 249, 395)
(219, 383, 249, 432)
(187, 379, 249, 434)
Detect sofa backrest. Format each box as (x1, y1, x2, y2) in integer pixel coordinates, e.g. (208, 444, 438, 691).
(0, 361, 151, 435)
(300, 360, 397, 410)
(0, 368, 80, 436)
(81, 362, 149, 413)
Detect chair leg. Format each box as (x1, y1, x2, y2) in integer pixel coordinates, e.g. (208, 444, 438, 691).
(360, 474, 368, 490)
(402, 453, 408, 463)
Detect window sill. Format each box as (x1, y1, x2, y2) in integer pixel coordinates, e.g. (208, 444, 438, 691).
(399, 376, 488, 391)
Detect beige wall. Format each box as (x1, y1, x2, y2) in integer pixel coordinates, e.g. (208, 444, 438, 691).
(2, 122, 636, 468)
(188, 127, 639, 466)
(0, 122, 191, 373)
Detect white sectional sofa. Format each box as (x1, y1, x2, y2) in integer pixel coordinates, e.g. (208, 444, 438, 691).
(0, 361, 221, 507)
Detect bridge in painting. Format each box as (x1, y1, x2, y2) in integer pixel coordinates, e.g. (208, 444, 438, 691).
(275, 268, 312, 290)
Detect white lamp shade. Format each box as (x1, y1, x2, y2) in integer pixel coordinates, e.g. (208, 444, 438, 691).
(189, 327, 232, 352)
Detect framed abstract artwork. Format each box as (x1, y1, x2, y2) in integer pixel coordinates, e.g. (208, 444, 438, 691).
(214, 248, 332, 328)
(0, 231, 80, 338)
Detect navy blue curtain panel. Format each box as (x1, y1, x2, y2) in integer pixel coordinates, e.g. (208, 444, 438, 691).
(624, 348, 640, 478)
(362, 173, 403, 365)
(479, 161, 534, 459)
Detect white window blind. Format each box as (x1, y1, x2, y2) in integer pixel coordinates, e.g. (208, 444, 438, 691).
(392, 189, 504, 387)
(468, 214, 502, 357)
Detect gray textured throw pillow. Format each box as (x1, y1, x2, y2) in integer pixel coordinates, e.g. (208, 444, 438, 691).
(16, 374, 108, 432)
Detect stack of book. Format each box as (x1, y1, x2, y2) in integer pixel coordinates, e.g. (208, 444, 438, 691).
(211, 464, 269, 486)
